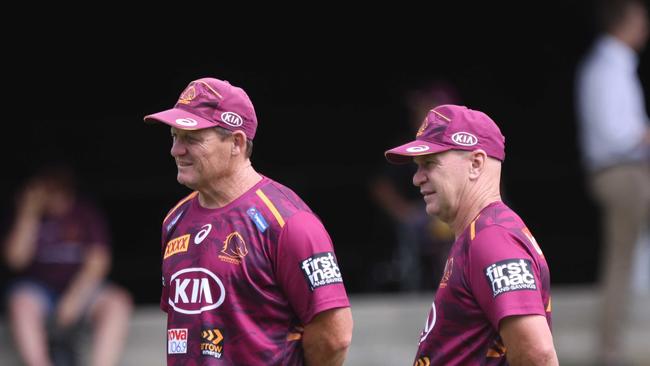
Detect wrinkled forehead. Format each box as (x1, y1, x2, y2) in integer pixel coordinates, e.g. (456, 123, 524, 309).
(170, 126, 214, 136)
(413, 149, 470, 164)
(412, 150, 448, 164)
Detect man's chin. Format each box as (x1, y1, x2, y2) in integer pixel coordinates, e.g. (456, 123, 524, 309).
(425, 205, 442, 218)
(176, 175, 196, 189)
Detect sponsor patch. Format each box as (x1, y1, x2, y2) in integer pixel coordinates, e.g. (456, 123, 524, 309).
(169, 267, 226, 314)
(247, 207, 269, 233)
(164, 234, 190, 259)
(300, 252, 343, 291)
(414, 356, 431, 366)
(221, 111, 243, 127)
(451, 131, 478, 146)
(485, 258, 537, 297)
(201, 328, 224, 359)
(167, 328, 187, 354)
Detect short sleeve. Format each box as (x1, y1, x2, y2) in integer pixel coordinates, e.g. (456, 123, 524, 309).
(468, 225, 546, 330)
(275, 211, 350, 324)
(160, 223, 169, 313)
(160, 273, 169, 313)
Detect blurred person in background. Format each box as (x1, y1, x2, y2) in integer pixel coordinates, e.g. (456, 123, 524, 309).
(369, 80, 458, 291)
(3, 164, 132, 366)
(144, 77, 352, 365)
(575, 0, 650, 363)
(385, 104, 557, 365)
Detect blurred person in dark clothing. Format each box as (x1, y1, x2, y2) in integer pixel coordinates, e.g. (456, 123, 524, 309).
(3, 164, 132, 366)
(369, 81, 458, 291)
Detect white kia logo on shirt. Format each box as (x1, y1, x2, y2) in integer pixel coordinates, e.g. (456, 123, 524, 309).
(175, 118, 199, 127)
(419, 302, 437, 343)
(406, 145, 430, 153)
(169, 267, 226, 314)
(220, 112, 243, 127)
(451, 132, 478, 146)
(194, 224, 212, 245)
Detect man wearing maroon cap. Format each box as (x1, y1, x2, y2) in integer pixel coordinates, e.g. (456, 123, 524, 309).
(385, 105, 558, 365)
(145, 77, 352, 365)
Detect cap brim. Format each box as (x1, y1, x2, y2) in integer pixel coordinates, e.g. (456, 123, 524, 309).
(144, 108, 218, 130)
(384, 140, 452, 164)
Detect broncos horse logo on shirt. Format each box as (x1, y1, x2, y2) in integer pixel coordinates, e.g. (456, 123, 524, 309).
(219, 232, 248, 265)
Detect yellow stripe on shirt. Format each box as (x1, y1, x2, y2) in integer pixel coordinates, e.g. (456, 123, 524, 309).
(256, 189, 285, 228)
(163, 191, 198, 224)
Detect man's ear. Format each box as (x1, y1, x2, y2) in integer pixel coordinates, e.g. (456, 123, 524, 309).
(231, 131, 248, 156)
(468, 150, 487, 179)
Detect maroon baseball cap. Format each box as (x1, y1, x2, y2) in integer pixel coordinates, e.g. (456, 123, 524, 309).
(385, 104, 506, 164)
(144, 77, 258, 140)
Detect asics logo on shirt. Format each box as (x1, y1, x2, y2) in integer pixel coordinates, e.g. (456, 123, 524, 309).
(168, 267, 226, 314)
(194, 224, 212, 245)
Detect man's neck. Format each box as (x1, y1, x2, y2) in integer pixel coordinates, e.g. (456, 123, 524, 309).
(198, 162, 262, 209)
(450, 186, 501, 237)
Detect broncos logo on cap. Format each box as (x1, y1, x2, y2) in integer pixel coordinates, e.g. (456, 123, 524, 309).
(178, 86, 196, 105)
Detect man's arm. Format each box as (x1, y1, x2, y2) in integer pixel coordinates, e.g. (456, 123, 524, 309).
(302, 307, 353, 366)
(4, 184, 48, 270)
(500, 314, 558, 366)
(56, 244, 110, 327)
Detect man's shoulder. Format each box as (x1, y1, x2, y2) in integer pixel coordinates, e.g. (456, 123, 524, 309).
(476, 202, 523, 230)
(468, 202, 528, 246)
(255, 178, 313, 217)
(162, 191, 198, 226)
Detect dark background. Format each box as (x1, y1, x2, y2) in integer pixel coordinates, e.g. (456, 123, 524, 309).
(1, 2, 649, 304)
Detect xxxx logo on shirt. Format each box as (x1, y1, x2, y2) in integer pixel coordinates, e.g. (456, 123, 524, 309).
(164, 234, 190, 259)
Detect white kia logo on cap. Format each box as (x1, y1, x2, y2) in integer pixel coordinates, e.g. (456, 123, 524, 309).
(406, 145, 430, 153)
(175, 118, 198, 127)
(221, 112, 243, 127)
(451, 132, 478, 146)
